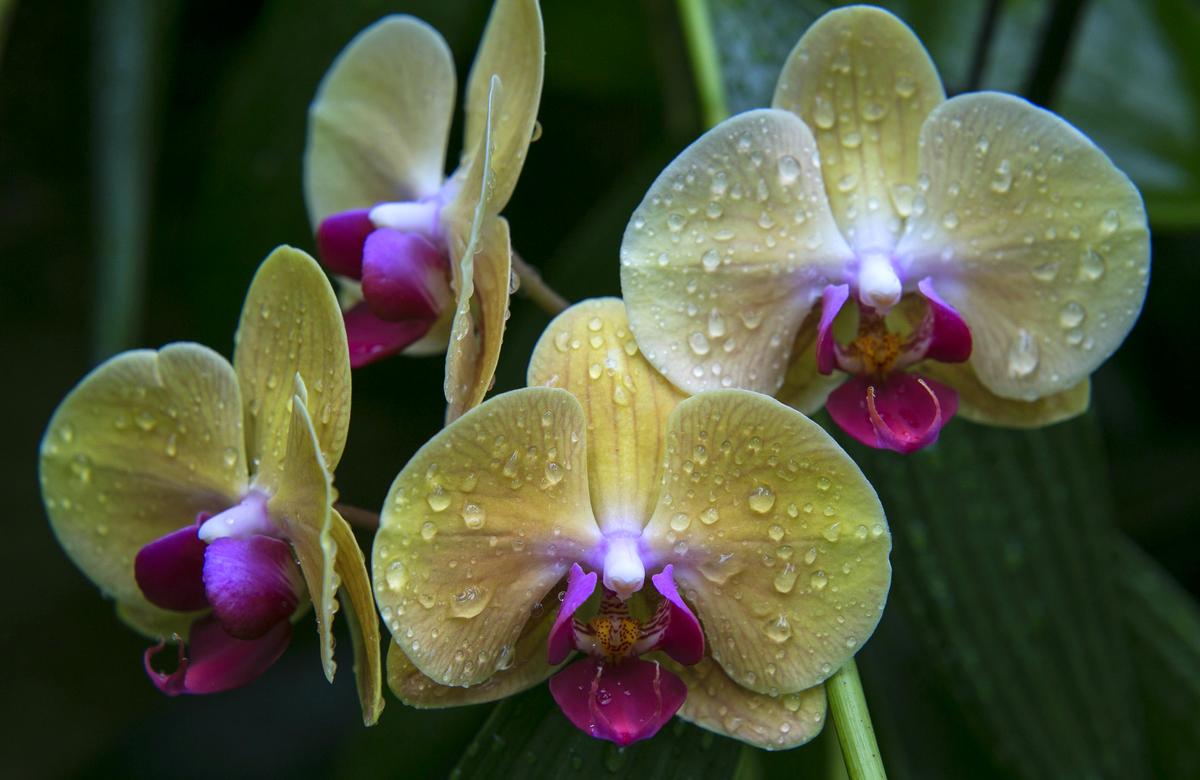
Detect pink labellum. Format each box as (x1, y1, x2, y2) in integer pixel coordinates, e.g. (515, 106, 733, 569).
(639, 566, 704, 665)
(549, 657, 687, 746)
(549, 563, 598, 665)
(816, 284, 850, 376)
(361, 228, 451, 322)
(203, 536, 303, 640)
(144, 614, 292, 696)
(316, 209, 375, 279)
(899, 278, 972, 366)
(134, 517, 209, 613)
(827, 374, 958, 454)
(343, 302, 435, 368)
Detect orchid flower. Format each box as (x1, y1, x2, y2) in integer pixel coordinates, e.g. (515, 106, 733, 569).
(619, 6, 1150, 453)
(304, 0, 544, 422)
(372, 298, 891, 749)
(39, 247, 384, 724)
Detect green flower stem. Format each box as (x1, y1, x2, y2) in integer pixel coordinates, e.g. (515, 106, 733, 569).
(675, 0, 729, 128)
(826, 658, 887, 780)
(511, 251, 569, 316)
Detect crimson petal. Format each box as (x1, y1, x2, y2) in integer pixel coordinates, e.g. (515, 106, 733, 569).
(548, 563, 598, 665)
(143, 614, 292, 695)
(343, 302, 434, 368)
(316, 209, 375, 279)
(815, 284, 850, 375)
(549, 657, 687, 746)
(361, 228, 450, 322)
(203, 536, 302, 640)
(826, 373, 958, 454)
(644, 565, 704, 665)
(134, 517, 209, 612)
(902, 278, 972, 365)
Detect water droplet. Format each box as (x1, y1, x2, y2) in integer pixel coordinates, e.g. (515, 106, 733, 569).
(164, 433, 178, 458)
(667, 214, 687, 232)
(450, 585, 491, 619)
(427, 482, 451, 512)
(811, 571, 828, 590)
(777, 155, 802, 185)
(266, 373, 279, 390)
(1059, 301, 1086, 328)
(975, 135, 990, 155)
(670, 512, 692, 532)
(804, 547, 817, 565)
(706, 201, 723, 219)
(837, 173, 859, 193)
(813, 96, 835, 129)
(823, 522, 841, 542)
(421, 522, 438, 541)
(462, 502, 486, 529)
(942, 211, 959, 230)
(890, 184, 915, 217)
(1079, 247, 1106, 281)
(764, 614, 793, 644)
(544, 461, 564, 486)
(700, 507, 720, 525)
(495, 645, 513, 671)
(768, 524, 785, 542)
(702, 249, 721, 272)
(385, 560, 407, 591)
(861, 102, 887, 122)
(816, 476, 832, 491)
(134, 411, 156, 432)
(1099, 209, 1120, 235)
(991, 159, 1013, 193)
(774, 563, 798, 593)
(832, 50, 851, 73)
(689, 332, 711, 356)
(1032, 262, 1059, 282)
(1007, 329, 1039, 378)
(748, 484, 776, 514)
(737, 131, 752, 152)
(895, 74, 917, 97)
(70, 454, 92, 483)
(840, 131, 862, 148)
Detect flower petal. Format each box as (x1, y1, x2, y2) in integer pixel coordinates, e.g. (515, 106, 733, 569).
(235, 246, 352, 488)
(343, 302, 435, 369)
(202, 536, 302, 640)
(899, 278, 972, 365)
(303, 15, 454, 225)
(459, 0, 544, 214)
(548, 563, 598, 665)
(386, 576, 568, 708)
(773, 6, 945, 250)
(527, 298, 686, 535)
(40, 344, 247, 616)
(641, 565, 704, 666)
(548, 657, 687, 746)
(642, 390, 891, 694)
(361, 229, 450, 322)
(916, 359, 1090, 428)
(825, 374, 958, 453)
(328, 508, 386, 725)
(776, 311, 849, 416)
(815, 284, 850, 375)
(375, 388, 602, 688)
(895, 92, 1150, 401)
(620, 109, 855, 396)
(134, 521, 209, 613)
(315, 209, 374, 279)
(169, 614, 292, 695)
(654, 653, 828, 751)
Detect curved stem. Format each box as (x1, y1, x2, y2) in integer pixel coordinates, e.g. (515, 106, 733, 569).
(334, 503, 379, 531)
(511, 251, 569, 316)
(826, 658, 887, 780)
(675, 0, 729, 128)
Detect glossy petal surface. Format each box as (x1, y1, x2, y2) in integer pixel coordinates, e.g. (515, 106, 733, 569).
(316, 209, 374, 279)
(40, 343, 247, 614)
(549, 657, 687, 746)
(328, 508, 386, 724)
(460, 0, 544, 214)
(645, 566, 704, 666)
(643, 390, 890, 694)
(548, 563, 598, 665)
(134, 522, 208, 613)
(343, 302, 434, 368)
(897, 92, 1150, 401)
(374, 388, 601, 687)
(235, 246, 351, 488)
(657, 654, 827, 750)
(917, 359, 1090, 428)
(620, 109, 854, 396)
(304, 15, 454, 224)
(360, 229, 448, 322)
(826, 374, 957, 453)
(773, 5, 945, 250)
(153, 614, 292, 695)
(527, 298, 686, 535)
(203, 536, 302, 640)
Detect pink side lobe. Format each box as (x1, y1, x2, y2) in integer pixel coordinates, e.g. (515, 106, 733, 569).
(645, 566, 704, 665)
(343, 302, 435, 368)
(908, 278, 972, 364)
(816, 284, 850, 376)
(316, 209, 375, 279)
(134, 518, 209, 612)
(548, 563, 598, 665)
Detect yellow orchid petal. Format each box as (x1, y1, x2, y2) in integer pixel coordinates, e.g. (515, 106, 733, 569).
(776, 311, 848, 416)
(643, 390, 890, 695)
(385, 578, 566, 707)
(374, 387, 601, 688)
(460, 0, 544, 214)
(527, 298, 686, 535)
(40, 343, 248, 614)
(304, 15, 455, 224)
(329, 508, 386, 725)
(620, 109, 855, 397)
(916, 360, 1090, 428)
(116, 601, 204, 642)
(772, 6, 945, 250)
(235, 246, 351, 491)
(654, 653, 828, 750)
(896, 92, 1150, 401)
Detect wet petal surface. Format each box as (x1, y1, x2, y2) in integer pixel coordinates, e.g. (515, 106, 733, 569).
(315, 209, 374, 279)
(917, 359, 1089, 428)
(826, 373, 957, 453)
(343, 302, 434, 368)
(145, 614, 292, 695)
(548, 563, 598, 665)
(549, 657, 687, 746)
(203, 535, 302, 640)
(134, 521, 209, 613)
(360, 228, 450, 322)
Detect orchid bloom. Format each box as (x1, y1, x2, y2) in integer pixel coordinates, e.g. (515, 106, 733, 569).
(304, 0, 544, 422)
(39, 247, 384, 724)
(372, 298, 891, 749)
(619, 6, 1150, 453)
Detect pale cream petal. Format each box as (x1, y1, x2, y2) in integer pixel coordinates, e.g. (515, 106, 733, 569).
(620, 109, 855, 397)
(772, 5, 945, 251)
(654, 653, 828, 751)
(643, 390, 890, 695)
(459, 0, 544, 213)
(385, 577, 566, 707)
(235, 246, 351, 491)
(329, 509, 386, 725)
(39, 344, 247, 613)
(527, 298, 686, 535)
(916, 360, 1090, 428)
(304, 15, 454, 224)
(897, 92, 1150, 401)
(374, 388, 601, 688)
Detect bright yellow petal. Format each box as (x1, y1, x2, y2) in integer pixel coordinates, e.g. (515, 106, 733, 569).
(654, 653, 828, 750)
(385, 578, 566, 707)
(40, 344, 248, 615)
(896, 92, 1150, 401)
(329, 508, 386, 725)
(776, 311, 848, 416)
(443, 216, 513, 423)
(527, 298, 686, 535)
(304, 15, 454, 225)
(916, 360, 1090, 428)
(460, 0, 544, 213)
(268, 377, 336, 683)
(235, 246, 351, 491)
(643, 390, 890, 695)
(620, 109, 855, 397)
(772, 6, 945, 250)
(374, 387, 601, 688)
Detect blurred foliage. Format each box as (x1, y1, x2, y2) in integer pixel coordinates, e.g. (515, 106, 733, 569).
(1, 0, 1200, 778)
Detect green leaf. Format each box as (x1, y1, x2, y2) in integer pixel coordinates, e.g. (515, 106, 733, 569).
(450, 683, 745, 780)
